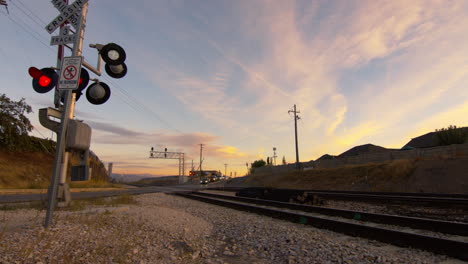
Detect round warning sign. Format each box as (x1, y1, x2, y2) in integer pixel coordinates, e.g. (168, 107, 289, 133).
(58, 56, 82, 90)
(63, 65, 77, 80)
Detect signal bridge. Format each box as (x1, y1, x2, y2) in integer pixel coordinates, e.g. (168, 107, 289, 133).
(149, 149, 185, 182)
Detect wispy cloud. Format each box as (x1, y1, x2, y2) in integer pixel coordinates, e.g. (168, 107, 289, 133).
(91, 0, 468, 173)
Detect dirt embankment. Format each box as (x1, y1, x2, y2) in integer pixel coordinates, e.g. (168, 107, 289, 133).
(0, 150, 110, 189)
(0, 151, 54, 189)
(242, 158, 468, 193)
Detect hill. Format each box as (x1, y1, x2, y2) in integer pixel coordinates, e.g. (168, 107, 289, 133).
(338, 143, 391, 157)
(237, 156, 468, 193)
(0, 135, 109, 188)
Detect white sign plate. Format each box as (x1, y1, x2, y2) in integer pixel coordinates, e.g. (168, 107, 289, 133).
(50, 33, 77, 46)
(51, 0, 81, 30)
(58, 56, 83, 90)
(45, 0, 88, 34)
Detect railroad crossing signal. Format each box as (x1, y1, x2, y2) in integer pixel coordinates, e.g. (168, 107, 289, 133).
(32, 0, 130, 228)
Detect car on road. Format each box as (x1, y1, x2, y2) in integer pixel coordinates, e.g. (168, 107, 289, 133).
(200, 178, 209, 184)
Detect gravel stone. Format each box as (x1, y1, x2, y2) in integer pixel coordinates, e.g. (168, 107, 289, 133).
(0, 193, 458, 263)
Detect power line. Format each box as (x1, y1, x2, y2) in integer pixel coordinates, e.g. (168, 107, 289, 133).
(10, 0, 47, 30)
(102, 75, 183, 133)
(4, 2, 185, 141)
(16, 0, 48, 26)
(3, 12, 55, 53)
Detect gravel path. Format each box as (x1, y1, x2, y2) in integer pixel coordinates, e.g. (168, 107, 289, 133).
(0, 193, 464, 263)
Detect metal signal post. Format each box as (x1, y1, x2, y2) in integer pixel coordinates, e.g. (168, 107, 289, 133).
(44, 1, 88, 228)
(39, 0, 129, 228)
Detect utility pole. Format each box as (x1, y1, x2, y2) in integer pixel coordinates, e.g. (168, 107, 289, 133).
(224, 163, 227, 176)
(288, 104, 301, 169)
(199, 144, 204, 178)
(273, 147, 277, 166)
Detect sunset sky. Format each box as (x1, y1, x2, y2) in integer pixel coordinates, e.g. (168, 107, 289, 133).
(1, 0, 467, 177)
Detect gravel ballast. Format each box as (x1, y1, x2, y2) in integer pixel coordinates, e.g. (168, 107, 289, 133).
(0, 193, 463, 263)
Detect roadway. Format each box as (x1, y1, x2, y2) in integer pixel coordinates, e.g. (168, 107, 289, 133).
(0, 184, 200, 203)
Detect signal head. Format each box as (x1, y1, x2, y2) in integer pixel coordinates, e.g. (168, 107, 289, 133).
(29, 67, 58, 93)
(86, 82, 111, 105)
(100, 43, 126, 65)
(105, 62, 127, 79)
(77, 68, 90, 91)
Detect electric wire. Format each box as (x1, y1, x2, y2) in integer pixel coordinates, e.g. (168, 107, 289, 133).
(3, 2, 184, 138)
(10, 0, 46, 30)
(16, 0, 49, 25)
(2, 10, 55, 53)
(101, 75, 184, 134)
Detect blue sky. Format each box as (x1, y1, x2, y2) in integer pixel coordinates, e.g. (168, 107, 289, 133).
(1, 0, 467, 176)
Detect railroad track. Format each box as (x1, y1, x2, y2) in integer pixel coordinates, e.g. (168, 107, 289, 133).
(175, 191, 468, 261)
(228, 187, 468, 207)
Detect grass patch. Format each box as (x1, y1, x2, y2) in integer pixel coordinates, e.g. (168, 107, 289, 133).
(0, 200, 47, 211)
(69, 179, 122, 189)
(59, 194, 138, 212)
(246, 159, 417, 192)
(0, 194, 137, 212)
(133, 177, 179, 186)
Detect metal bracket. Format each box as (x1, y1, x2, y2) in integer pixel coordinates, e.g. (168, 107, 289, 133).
(39, 107, 62, 133)
(82, 43, 105, 76)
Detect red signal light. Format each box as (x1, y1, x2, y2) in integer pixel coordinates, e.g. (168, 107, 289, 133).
(39, 75, 52, 87)
(29, 67, 58, 94)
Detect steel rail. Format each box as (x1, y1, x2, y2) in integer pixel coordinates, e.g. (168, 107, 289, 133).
(304, 192, 468, 205)
(175, 192, 468, 261)
(208, 187, 468, 199)
(196, 191, 468, 235)
(230, 187, 468, 206)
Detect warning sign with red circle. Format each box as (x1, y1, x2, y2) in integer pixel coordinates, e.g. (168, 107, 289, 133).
(58, 56, 82, 90)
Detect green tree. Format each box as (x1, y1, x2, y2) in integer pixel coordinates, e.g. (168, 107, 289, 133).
(435, 125, 468, 146)
(250, 159, 266, 173)
(0, 94, 33, 150)
(282, 155, 287, 165)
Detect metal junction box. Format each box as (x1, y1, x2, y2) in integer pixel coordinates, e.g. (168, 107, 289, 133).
(66, 120, 91, 150)
(71, 165, 90, 181)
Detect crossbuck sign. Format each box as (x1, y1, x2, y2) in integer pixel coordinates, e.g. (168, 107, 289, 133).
(45, 0, 88, 34)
